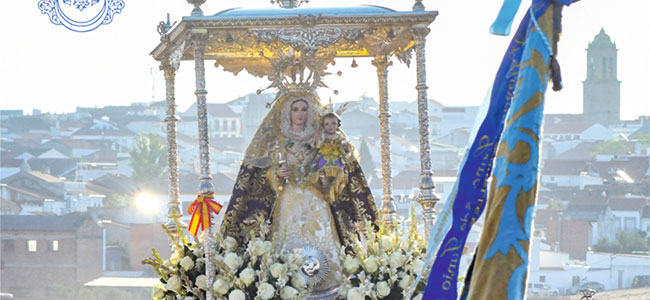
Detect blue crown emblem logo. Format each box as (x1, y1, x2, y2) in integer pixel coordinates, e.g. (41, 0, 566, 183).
(38, 0, 125, 32)
(62, 0, 100, 11)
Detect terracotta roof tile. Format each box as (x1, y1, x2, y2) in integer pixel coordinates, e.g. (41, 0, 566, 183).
(554, 141, 600, 161)
(608, 197, 648, 211)
(25, 170, 64, 183)
(0, 213, 88, 231)
(541, 160, 594, 176)
(544, 121, 597, 134)
(593, 156, 650, 182)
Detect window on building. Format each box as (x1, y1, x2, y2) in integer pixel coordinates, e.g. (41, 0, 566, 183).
(572, 276, 580, 286)
(539, 275, 546, 283)
(3, 240, 15, 252)
(27, 240, 37, 252)
(50, 240, 59, 252)
(231, 120, 236, 131)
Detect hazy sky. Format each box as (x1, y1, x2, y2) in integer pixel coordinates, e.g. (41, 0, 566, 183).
(1, 0, 648, 120)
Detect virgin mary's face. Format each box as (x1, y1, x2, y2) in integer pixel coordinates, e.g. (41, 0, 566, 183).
(290, 100, 309, 127)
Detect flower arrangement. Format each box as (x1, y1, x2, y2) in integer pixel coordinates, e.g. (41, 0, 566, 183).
(143, 218, 312, 300)
(338, 211, 428, 300)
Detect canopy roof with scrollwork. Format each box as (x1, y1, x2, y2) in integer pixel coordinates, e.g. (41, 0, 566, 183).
(151, 5, 437, 78)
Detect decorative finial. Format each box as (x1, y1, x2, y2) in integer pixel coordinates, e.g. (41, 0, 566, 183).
(157, 13, 177, 42)
(271, 0, 309, 9)
(187, 0, 206, 16)
(413, 0, 425, 11)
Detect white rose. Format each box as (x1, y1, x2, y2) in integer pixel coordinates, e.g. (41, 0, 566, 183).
(165, 275, 182, 293)
(287, 249, 303, 270)
(389, 252, 406, 269)
(223, 236, 238, 252)
(180, 256, 195, 271)
(224, 252, 243, 272)
(280, 286, 299, 300)
(228, 289, 246, 300)
(213, 277, 230, 295)
(376, 281, 391, 298)
(257, 282, 276, 300)
(170, 250, 183, 265)
(192, 246, 202, 257)
(291, 274, 307, 290)
(250, 240, 272, 257)
(152, 283, 166, 299)
(399, 275, 412, 290)
(346, 287, 364, 300)
(363, 256, 379, 273)
(380, 235, 393, 250)
(343, 255, 360, 274)
(270, 263, 287, 278)
(195, 275, 208, 290)
(411, 259, 424, 275)
(239, 268, 256, 286)
(412, 293, 423, 300)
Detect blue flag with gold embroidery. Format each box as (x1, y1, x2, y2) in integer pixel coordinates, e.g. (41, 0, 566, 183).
(421, 0, 576, 299)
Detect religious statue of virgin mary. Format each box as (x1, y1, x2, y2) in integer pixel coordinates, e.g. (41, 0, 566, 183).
(220, 89, 378, 293)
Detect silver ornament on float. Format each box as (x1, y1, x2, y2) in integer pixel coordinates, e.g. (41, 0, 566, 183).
(299, 245, 330, 286)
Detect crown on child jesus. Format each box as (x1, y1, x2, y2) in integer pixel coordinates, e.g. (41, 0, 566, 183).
(323, 98, 349, 120)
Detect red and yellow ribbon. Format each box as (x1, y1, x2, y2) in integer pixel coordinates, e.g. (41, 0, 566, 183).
(187, 193, 222, 236)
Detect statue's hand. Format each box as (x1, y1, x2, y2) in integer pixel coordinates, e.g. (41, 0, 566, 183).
(341, 141, 352, 154)
(313, 130, 322, 146)
(278, 166, 290, 178)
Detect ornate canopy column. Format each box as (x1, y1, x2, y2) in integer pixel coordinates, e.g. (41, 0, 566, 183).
(161, 60, 183, 232)
(192, 30, 214, 196)
(191, 29, 216, 300)
(158, 15, 184, 233)
(372, 55, 396, 226)
(413, 25, 440, 237)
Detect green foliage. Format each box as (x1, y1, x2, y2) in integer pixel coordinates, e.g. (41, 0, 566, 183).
(636, 133, 650, 144)
(592, 140, 632, 156)
(634, 133, 650, 154)
(102, 193, 133, 208)
(129, 134, 168, 187)
(593, 231, 649, 254)
(546, 198, 565, 210)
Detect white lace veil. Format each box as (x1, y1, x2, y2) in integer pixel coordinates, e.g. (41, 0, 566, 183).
(242, 90, 325, 168)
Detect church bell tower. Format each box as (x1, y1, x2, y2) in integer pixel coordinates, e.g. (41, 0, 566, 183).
(582, 28, 621, 127)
